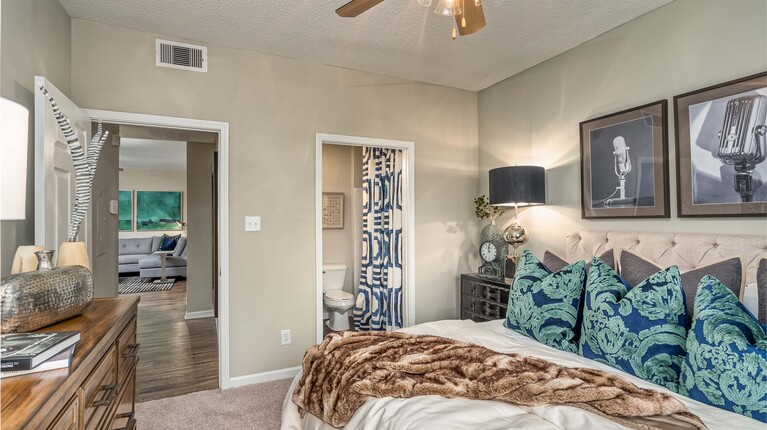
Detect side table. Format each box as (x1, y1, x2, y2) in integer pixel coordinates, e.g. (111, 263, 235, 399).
(153, 250, 174, 283)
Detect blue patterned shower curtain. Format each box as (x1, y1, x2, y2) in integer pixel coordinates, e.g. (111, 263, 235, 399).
(353, 147, 404, 331)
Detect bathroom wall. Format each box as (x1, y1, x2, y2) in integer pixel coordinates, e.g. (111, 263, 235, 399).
(322, 144, 358, 293)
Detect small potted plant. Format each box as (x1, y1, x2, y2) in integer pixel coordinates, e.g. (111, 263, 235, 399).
(474, 195, 505, 225)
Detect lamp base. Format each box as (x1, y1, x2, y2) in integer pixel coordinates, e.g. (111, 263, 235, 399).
(505, 258, 518, 279)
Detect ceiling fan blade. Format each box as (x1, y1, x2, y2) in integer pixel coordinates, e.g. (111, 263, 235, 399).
(456, 2, 486, 36)
(336, 0, 385, 17)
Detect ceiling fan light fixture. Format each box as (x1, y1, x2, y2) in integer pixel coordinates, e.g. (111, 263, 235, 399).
(416, 0, 433, 6)
(434, 0, 462, 16)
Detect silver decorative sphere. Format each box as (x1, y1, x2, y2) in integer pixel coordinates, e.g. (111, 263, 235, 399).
(504, 222, 527, 246)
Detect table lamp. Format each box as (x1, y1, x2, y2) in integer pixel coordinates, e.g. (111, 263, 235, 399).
(488, 166, 546, 263)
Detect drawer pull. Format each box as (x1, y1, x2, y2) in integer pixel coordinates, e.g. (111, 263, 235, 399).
(482, 303, 501, 319)
(114, 411, 136, 430)
(92, 383, 119, 407)
(482, 288, 500, 302)
(123, 343, 141, 358)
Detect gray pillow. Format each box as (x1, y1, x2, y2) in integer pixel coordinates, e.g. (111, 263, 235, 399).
(173, 236, 187, 257)
(544, 249, 615, 273)
(758, 258, 766, 324)
(619, 250, 742, 319)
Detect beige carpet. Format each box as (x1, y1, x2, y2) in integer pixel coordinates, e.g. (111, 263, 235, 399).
(136, 378, 294, 429)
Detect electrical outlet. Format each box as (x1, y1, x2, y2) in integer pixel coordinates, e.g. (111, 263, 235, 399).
(281, 329, 291, 346)
(245, 216, 261, 232)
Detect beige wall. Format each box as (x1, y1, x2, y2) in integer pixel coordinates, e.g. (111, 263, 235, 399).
(71, 20, 479, 377)
(0, 0, 71, 275)
(186, 141, 215, 313)
(322, 144, 356, 293)
(118, 168, 187, 239)
(478, 0, 767, 260)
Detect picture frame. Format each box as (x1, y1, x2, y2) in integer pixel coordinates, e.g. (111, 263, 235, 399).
(135, 191, 184, 231)
(322, 192, 344, 229)
(673, 72, 767, 217)
(118, 190, 133, 231)
(579, 100, 670, 219)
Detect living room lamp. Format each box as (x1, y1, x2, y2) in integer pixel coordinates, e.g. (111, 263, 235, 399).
(488, 166, 546, 262)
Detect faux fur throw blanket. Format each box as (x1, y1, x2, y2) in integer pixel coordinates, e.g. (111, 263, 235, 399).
(292, 331, 707, 430)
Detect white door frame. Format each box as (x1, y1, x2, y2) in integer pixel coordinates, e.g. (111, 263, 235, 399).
(82, 109, 232, 389)
(315, 133, 415, 343)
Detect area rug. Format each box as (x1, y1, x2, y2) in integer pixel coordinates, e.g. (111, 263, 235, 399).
(135, 378, 293, 430)
(118, 276, 174, 294)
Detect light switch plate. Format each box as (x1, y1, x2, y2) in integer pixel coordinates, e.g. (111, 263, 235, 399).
(245, 216, 261, 232)
(109, 200, 119, 215)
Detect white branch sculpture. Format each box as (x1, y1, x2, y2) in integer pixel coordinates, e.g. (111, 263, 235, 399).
(39, 85, 109, 242)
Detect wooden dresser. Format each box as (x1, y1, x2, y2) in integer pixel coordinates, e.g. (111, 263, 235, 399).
(460, 273, 511, 322)
(1, 297, 140, 430)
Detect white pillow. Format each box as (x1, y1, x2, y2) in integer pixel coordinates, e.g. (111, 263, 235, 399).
(742, 283, 759, 318)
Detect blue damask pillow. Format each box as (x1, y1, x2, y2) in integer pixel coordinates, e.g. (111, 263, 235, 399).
(680, 276, 767, 422)
(579, 258, 687, 392)
(505, 250, 586, 353)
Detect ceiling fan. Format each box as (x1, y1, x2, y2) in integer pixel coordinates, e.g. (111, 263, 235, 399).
(336, 0, 486, 39)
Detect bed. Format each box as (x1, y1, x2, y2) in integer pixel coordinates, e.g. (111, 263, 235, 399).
(281, 230, 767, 430)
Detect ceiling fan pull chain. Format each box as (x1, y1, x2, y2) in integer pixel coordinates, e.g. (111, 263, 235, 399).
(461, 0, 467, 28)
(452, 24, 457, 39)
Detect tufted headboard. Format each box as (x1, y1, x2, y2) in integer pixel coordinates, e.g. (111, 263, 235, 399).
(566, 230, 766, 285)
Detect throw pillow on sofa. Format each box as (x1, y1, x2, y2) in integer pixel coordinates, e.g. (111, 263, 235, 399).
(579, 258, 688, 392)
(505, 250, 586, 354)
(680, 275, 767, 422)
(159, 234, 181, 252)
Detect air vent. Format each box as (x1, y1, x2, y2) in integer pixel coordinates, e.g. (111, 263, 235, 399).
(155, 39, 207, 72)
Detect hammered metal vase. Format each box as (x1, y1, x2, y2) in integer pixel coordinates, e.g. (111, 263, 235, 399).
(0, 265, 94, 333)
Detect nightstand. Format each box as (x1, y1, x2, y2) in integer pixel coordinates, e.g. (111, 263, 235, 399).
(460, 274, 512, 322)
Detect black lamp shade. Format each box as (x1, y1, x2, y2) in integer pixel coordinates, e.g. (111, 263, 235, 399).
(489, 166, 546, 207)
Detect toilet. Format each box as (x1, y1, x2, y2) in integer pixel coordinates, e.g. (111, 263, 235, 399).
(323, 263, 354, 331)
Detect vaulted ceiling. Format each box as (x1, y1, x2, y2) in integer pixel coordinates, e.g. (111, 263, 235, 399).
(59, 0, 672, 91)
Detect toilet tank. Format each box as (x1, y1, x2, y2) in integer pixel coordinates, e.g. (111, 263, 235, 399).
(322, 264, 348, 292)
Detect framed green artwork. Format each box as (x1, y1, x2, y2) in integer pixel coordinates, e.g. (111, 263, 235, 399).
(118, 190, 133, 231)
(136, 191, 183, 231)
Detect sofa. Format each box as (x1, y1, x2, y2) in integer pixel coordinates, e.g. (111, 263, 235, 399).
(118, 236, 187, 278)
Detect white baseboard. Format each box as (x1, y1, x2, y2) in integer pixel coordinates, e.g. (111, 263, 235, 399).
(184, 309, 214, 320)
(228, 366, 301, 389)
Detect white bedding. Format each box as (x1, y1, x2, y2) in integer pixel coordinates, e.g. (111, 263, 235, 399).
(280, 319, 764, 430)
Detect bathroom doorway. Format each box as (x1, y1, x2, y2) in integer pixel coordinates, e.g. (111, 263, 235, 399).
(314, 134, 416, 343)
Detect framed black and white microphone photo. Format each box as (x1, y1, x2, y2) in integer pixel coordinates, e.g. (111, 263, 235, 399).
(579, 100, 670, 219)
(674, 72, 767, 217)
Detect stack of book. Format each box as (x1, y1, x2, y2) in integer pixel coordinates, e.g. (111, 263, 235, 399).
(0, 331, 80, 378)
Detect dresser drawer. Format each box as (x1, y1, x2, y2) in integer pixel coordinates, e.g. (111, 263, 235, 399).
(110, 368, 137, 430)
(461, 296, 507, 319)
(47, 395, 78, 430)
(461, 281, 509, 305)
(117, 317, 139, 384)
(460, 274, 512, 323)
(83, 344, 118, 430)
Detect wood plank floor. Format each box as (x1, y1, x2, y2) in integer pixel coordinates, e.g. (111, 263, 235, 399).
(123, 279, 218, 402)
